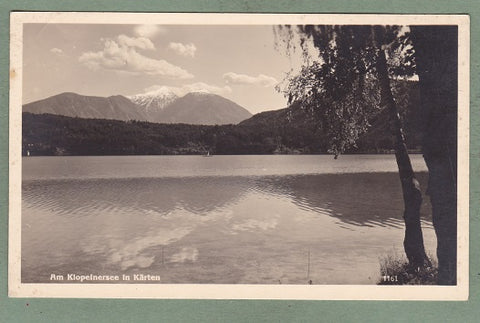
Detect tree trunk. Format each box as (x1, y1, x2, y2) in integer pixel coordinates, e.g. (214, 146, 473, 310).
(373, 26, 431, 269)
(410, 26, 458, 285)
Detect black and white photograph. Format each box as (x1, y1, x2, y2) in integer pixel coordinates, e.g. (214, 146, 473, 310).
(8, 13, 469, 299)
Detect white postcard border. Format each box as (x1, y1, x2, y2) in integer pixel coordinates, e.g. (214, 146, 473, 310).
(8, 12, 470, 300)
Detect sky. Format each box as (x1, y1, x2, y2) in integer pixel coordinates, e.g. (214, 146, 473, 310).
(22, 23, 306, 114)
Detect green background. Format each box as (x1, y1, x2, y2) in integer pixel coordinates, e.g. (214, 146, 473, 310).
(1, 1, 478, 322)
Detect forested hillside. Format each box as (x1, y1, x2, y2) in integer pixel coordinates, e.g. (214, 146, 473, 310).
(22, 112, 324, 156)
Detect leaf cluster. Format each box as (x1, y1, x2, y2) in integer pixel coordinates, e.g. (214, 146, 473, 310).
(276, 25, 416, 157)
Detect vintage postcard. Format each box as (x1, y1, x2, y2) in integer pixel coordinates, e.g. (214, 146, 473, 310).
(9, 12, 469, 299)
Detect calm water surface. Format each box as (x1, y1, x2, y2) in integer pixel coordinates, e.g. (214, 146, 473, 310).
(22, 155, 436, 284)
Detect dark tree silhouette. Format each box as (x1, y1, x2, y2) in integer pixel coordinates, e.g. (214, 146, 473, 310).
(276, 24, 457, 282)
(410, 26, 458, 285)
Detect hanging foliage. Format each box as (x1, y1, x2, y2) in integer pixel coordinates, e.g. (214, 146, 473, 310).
(276, 25, 415, 157)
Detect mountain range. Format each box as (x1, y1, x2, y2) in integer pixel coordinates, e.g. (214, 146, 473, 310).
(23, 90, 253, 125)
(23, 92, 148, 122)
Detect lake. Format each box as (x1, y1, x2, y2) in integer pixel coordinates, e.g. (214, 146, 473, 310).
(21, 155, 437, 284)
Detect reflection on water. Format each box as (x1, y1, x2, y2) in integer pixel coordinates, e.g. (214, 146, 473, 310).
(22, 156, 436, 284)
(255, 173, 432, 228)
(23, 176, 252, 217)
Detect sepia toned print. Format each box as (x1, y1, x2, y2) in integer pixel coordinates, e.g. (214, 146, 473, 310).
(9, 12, 469, 299)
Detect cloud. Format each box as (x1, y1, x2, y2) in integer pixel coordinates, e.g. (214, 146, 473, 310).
(223, 72, 278, 87)
(133, 24, 165, 38)
(50, 47, 63, 54)
(143, 82, 232, 97)
(79, 35, 193, 79)
(117, 34, 155, 50)
(168, 42, 197, 58)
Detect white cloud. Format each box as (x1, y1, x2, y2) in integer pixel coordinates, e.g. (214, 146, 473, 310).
(133, 24, 165, 38)
(144, 82, 232, 97)
(79, 35, 193, 79)
(117, 34, 155, 50)
(50, 47, 63, 54)
(223, 72, 278, 87)
(168, 42, 197, 58)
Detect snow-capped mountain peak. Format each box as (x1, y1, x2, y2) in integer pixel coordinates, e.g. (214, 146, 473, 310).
(188, 90, 212, 96)
(128, 87, 178, 113)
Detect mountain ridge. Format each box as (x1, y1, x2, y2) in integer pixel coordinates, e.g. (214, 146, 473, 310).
(160, 92, 252, 125)
(23, 91, 253, 125)
(23, 92, 149, 122)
